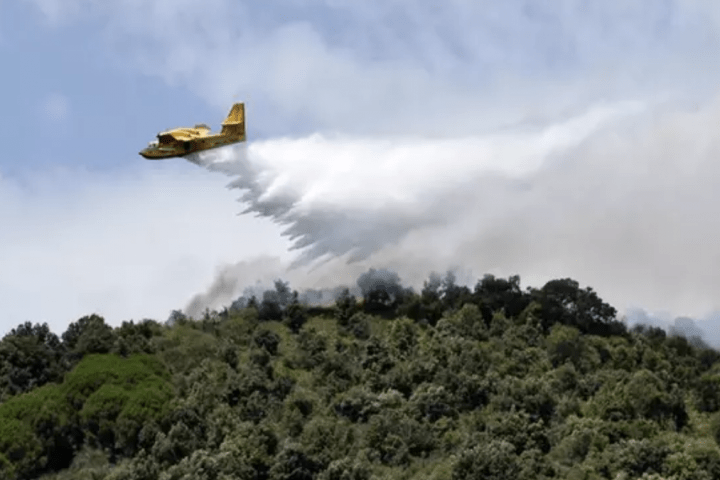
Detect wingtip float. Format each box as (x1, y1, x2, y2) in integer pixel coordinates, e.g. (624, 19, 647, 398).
(139, 103, 246, 159)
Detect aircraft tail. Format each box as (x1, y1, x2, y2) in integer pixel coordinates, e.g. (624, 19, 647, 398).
(221, 102, 245, 139)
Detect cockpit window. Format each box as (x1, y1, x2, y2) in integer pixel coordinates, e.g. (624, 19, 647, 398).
(148, 140, 159, 148)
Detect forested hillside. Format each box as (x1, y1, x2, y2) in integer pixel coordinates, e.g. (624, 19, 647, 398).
(2, 272, 720, 480)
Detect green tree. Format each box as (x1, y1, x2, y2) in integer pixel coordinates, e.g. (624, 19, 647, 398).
(0, 322, 66, 400)
(62, 314, 116, 362)
(452, 439, 519, 480)
(438, 271, 472, 312)
(254, 329, 281, 356)
(112, 319, 163, 357)
(284, 291, 308, 334)
(408, 383, 457, 422)
(338, 312, 372, 340)
(472, 274, 530, 324)
(546, 324, 585, 369)
(365, 409, 434, 464)
(268, 442, 322, 480)
(357, 268, 406, 316)
(417, 272, 445, 326)
(318, 454, 372, 480)
(435, 304, 488, 342)
(533, 279, 621, 335)
(696, 372, 720, 412)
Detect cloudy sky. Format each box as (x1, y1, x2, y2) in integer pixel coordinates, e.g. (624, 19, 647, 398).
(2, 1, 720, 341)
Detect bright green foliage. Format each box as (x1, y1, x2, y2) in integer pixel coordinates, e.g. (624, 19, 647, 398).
(157, 324, 219, 375)
(0, 353, 172, 478)
(436, 304, 488, 342)
(0, 417, 41, 476)
(4, 273, 720, 480)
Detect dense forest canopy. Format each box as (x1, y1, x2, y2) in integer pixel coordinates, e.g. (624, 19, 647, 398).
(2, 270, 720, 480)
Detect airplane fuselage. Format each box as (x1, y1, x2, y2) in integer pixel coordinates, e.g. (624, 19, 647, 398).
(140, 103, 246, 160)
(139, 131, 245, 159)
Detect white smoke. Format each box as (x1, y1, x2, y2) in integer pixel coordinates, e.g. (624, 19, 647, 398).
(186, 100, 643, 269)
(179, 93, 720, 328)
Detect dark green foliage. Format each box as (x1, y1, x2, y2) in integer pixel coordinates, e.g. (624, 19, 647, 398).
(688, 440, 720, 479)
(452, 439, 520, 480)
(436, 303, 488, 341)
(269, 443, 323, 480)
(711, 412, 720, 447)
(334, 288, 360, 326)
(366, 409, 434, 464)
(408, 382, 457, 422)
(254, 328, 281, 355)
(3, 273, 720, 480)
(533, 279, 622, 335)
(0, 382, 77, 476)
(698, 347, 720, 370)
(473, 274, 530, 324)
(259, 292, 284, 321)
(338, 312, 371, 340)
(288, 327, 328, 370)
(416, 272, 445, 325)
(484, 409, 549, 454)
(258, 280, 294, 321)
(62, 314, 116, 362)
(357, 268, 407, 316)
(612, 437, 671, 477)
(285, 291, 309, 333)
(388, 317, 418, 356)
(437, 271, 472, 312)
(166, 309, 188, 325)
(112, 319, 163, 357)
(318, 454, 371, 480)
(0, 322, 66, 400)
(633, 323, 667, 343)
(697, 372, 720, 412)
(300, 416, 356, 468)
(333, 386, 380, 422)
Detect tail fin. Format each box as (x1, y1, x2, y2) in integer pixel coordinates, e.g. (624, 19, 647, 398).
(221, 103, 245, 139)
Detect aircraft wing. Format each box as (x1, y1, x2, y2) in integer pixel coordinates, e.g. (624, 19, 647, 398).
(158, 128, 209, 141)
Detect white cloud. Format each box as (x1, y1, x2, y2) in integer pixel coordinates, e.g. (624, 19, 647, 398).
(24, 1, 720, 135)
(18, 0, 720, 340)
(0, 161, 291, 335)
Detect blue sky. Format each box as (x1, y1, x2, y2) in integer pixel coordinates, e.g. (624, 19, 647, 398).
(0, 2, 217, 174)
(3, 1, 720, 342)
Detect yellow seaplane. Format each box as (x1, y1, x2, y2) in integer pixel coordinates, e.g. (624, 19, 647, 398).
(140, 103, 245, 159)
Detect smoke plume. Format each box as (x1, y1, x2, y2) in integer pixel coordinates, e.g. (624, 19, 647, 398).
(182, 92, 720, 339)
